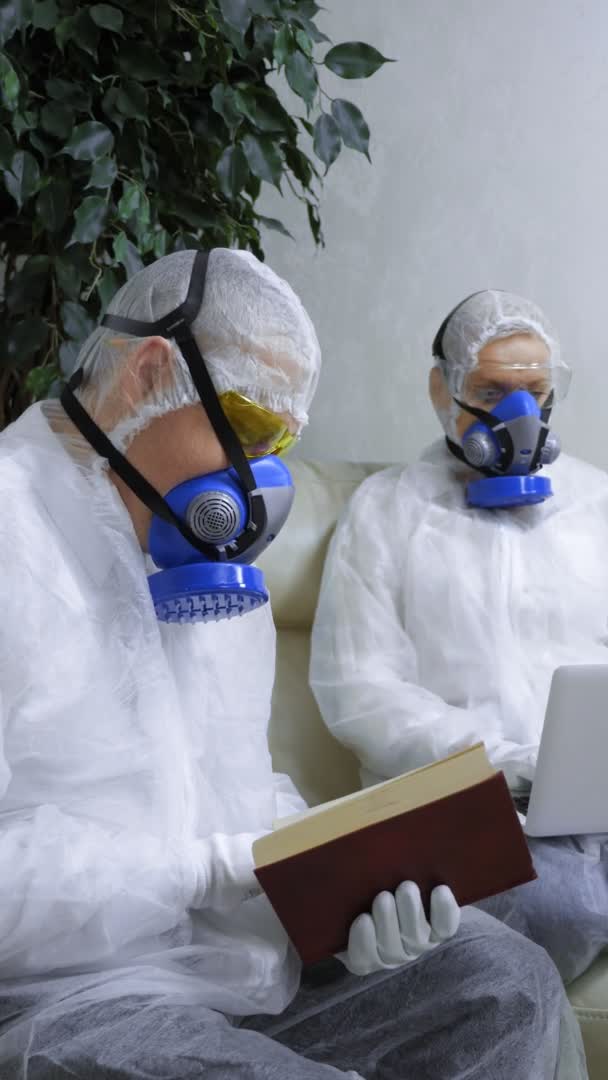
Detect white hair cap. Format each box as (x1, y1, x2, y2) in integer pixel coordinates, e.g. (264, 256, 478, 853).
(73, 248, 321, 452)
(435, 289, 563, 397)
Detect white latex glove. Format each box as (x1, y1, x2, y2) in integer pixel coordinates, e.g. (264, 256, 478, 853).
(337, 882, 461, 976)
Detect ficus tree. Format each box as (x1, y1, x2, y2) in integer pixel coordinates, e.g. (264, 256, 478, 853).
(0, 0, 391, 425)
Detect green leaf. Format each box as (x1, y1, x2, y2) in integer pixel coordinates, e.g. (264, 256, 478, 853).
(218, 0, 250, 33)
(216, 143, 249, 199)
(249, 0, 278, 13)
(89, 3, 123, 31)
(87, 155, 117, 190)
(45, 78, 90, 110)
(324, 42, 394, 79)
(101, 88, 125, 131)
(11, 109, 37, 138)
(220, 19, 247, 60)
(55, 250, 87, 299)
(284, 143, 315, 187)
(0, 0, 31, 46)
(115, 80, 148, 121)
(285, 50, 317, 108)
(234, 87, 294, 134)
(32, 0, 57, 29)
(29, 130, 54, 160)
(290, 12, 329, 45)
(152, 229, 168, 258)
(26, 364, 59, 400)
(97, 267, 120, 313)
(313, 112, 341, 170)
(241, 132, 282, 187)
(6, 317, 49, 365)
(0, 125, 14, 168)
(211, 83, 242, 135)
(36, 176, 71, 232)
(113, 231, 143, 276)
(6, 255, 49, 313)
(331, 98, 370, 159)
(257, 213, 293, 239)
(63, 122, 114, 162)
(172, 194, 216, 231)
(306, 199, 324, 246)
(59, 339, 80, 376)
(117, 179, 140, 220)
(61, 300, 96, 341)
(69, 194, 108, 244)
(295, 28, 312, 56)
(0, 53, 20, 110)
(118, 43, 169, 82)
(136, 192, 150, 228)
(55, 12, 99, 58)
(4, 150, 40, 208)
(273, 25, 292, 67)
(40, 101, 74, 140)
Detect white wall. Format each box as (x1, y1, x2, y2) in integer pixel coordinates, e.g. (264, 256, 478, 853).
(260, 0, 608, 466)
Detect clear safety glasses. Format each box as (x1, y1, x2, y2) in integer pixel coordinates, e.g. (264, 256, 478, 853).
(460, 361, 572, 410)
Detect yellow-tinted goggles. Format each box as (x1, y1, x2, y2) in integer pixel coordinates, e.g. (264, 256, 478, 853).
(218, 390, 298, 458)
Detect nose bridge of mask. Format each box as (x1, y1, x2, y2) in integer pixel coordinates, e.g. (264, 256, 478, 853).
(456, 388, 560, 509)
(461, 389, 542, 474)
(148, 455, 294, 624)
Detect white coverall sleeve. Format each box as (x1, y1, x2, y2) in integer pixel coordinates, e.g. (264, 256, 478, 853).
(0, 691, 261, 977)
(310, 477, 536, 789)
(273, 771, 308, 819)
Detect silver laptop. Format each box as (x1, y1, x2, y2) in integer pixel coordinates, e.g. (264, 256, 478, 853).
(524, 664, 608, 838)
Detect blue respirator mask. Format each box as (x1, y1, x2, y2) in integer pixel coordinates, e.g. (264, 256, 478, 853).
(147, 457, 293, 622)
(452, 389, 560, 508)
(60, 250, 294, 624)
(432, 291, 562, 510)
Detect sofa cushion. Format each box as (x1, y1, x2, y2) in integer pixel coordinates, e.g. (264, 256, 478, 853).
(259, 460, 382, 631)
(269, 627, 360, 808)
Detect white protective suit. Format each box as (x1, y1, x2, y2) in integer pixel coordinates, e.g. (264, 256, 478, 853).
(0, 249, 321, 1020)
(0, 272, 588, 1079)
(310, 441, 608, 791)
(310, 290, 608, 997)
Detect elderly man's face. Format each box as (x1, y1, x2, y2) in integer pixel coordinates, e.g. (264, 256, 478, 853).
(430, 333, 552, 442)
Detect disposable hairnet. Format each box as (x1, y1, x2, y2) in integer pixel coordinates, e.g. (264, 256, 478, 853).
(435, 289, 564, 397)
(431, 289, 569, 441)
(74, 249, 321, 452)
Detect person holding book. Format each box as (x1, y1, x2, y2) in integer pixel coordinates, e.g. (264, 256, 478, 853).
(311, 288, 608, 994)
(0, 261, 583, 1080)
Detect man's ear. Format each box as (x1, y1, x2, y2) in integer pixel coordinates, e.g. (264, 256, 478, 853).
(120, 336, 174, 406)
(429, 365, 451, 414)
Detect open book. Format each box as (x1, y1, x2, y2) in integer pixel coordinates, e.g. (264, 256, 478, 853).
(254, 743, 535, 965)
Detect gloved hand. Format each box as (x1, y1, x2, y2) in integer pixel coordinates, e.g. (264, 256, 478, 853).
(337, 881, 461, 976)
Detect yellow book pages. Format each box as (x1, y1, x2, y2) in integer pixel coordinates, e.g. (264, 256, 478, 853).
(255, 742, 493, 867)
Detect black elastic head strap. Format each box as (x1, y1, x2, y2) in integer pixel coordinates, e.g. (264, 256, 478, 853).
(432, 291, 493, 364)
(61, 248, 267, 561)
(61, 367, 219, 556)
(529, 390, 555, 472)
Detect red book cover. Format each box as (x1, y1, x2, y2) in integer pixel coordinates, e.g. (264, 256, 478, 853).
(255, 773, 535, 965)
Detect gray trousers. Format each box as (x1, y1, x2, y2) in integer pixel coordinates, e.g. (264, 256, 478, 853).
(0, 909, 586, 1080)
(478, 834, 608, 985)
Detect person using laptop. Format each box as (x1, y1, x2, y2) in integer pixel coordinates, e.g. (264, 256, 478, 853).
(311, 289, 608, 987)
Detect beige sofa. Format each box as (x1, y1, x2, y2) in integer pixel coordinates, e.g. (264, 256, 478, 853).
(258, 459, 608, 1078)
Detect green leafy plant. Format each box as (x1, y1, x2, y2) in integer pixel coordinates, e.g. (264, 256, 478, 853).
(0, 0, 392, 426)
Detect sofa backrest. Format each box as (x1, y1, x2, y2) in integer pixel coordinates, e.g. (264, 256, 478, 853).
(258, 460, 387, 806)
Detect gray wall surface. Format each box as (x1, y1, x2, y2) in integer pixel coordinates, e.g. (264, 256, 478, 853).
(260, 0, 608, 467)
